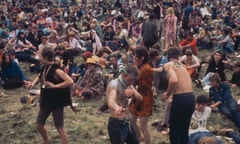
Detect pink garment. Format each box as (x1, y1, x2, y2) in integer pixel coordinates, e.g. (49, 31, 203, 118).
(164, 15, 177, 42)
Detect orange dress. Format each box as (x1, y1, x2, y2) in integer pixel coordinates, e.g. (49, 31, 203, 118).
(129, 63, 154, 116)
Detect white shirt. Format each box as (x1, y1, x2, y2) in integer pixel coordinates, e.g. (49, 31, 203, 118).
(189, 106, 212, 134)
(69, 38, 82, 49)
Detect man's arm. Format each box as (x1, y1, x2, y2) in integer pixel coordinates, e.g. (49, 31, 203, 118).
(128, 85, 142, 101)
(210, 101, 222, 108)
(107, 88, 125, 115)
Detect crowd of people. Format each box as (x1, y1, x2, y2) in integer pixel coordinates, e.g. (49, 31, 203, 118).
(1, 0, 240, 144)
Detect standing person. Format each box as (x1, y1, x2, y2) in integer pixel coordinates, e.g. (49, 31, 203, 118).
(141, 13, 158, 50)
(162, 47, 195, 144)
(129, 47, 153, 144)
(182, 1, 194, 31)
(27, 47, 75, 144)
(164, 7, 178, 52)
(107, 64, 142, 144)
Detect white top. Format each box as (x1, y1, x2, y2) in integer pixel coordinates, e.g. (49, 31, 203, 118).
(69, 38, 82, 49)
(180, 55, 200, 66)
(189, 106, 212, 134)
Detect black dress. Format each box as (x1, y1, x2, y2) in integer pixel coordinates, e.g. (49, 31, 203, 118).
(39, 64, 71, 110)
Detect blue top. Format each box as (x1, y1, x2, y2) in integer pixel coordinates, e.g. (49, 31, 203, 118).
(157, 55, 168, 67)
(1, 61, 27, 81)
(209, 83, 232, 104)
(184, 5, 194, 18)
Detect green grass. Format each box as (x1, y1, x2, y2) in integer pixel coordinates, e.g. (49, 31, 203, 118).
(0, 49, 239, 144)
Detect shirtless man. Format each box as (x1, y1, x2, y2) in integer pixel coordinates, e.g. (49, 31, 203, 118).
(162, 47, 195, 144)
(107, 64, 142, 144)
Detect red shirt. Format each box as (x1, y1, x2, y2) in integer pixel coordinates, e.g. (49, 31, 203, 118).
(179, 38, 198, 55)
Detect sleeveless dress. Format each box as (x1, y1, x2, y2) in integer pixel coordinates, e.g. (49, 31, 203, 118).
(40, 64, 71, 109)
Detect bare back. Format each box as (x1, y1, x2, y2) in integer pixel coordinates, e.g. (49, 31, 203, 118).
(165, 61, 193, 94)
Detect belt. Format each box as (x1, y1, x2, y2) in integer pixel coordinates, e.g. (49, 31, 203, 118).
(110, 116, 130, 121)
(109, 117, 132, 133)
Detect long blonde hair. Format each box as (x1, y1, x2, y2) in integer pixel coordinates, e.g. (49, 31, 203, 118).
(166, 7, 175, 16)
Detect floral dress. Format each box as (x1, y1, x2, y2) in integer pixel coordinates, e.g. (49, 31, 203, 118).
(129, 63, 154, 116)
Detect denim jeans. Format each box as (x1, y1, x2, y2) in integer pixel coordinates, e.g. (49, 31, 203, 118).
(108, 117, 139, 144)
(219, 99, 240, 128)
(227, 131, 240, 143)
(189, 131, 223, 144)
(201, 72, 215, 87)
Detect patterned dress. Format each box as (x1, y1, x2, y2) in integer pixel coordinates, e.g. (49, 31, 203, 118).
(129, 63, 154, 116)
(164, 15, 177, 43)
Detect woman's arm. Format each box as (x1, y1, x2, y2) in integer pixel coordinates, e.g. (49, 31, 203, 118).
(152, 67, 163, 72)
(45, 69, 73, 88)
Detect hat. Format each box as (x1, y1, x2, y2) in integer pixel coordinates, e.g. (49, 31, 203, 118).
(86, 56, 99, 65)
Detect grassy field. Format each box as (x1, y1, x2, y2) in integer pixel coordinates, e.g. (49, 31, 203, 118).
(0, 49, 239, 144)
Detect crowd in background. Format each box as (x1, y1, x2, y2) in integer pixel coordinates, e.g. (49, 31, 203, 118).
(1, 0, 240, 143)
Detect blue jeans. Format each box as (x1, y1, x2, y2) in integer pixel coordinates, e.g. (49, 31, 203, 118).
(219, 99, 240, 128)
(108, 117, 139, 144)
(189, 131, 223, 144)
(227, 131, 240, 143)
(169, 93, 195, 144)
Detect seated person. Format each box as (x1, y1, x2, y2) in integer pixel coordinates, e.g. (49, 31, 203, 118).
(66, 32, 85, 56)
(189, 95, 240, 144)
(214, 28, 235, 54)
(1, 52, 28, 89)
(197, 27, 213, 49)
(195, 51, 226, 91)
(179, 32, 198, 55)
(103, 26, 115, 42)
(104, 36, 121, 52)
(229, 62, 240, 88)
(55, 45, 75, 75)
(71, 51, 92, 82)
(71, 56, 105, 100)
(209, 73, 240, 130)
(189, 95, 221, 144)
(105, 54, 120, 79)
(15, 32, 37, 55)
(179, 49, 200, 78)
(10, 47, 40, 73)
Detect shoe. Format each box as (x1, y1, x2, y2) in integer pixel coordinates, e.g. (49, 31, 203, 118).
(194, 79, 202, 88)
(203, 85, 211, 92)
(151, 121, 161, 128)
(157, 123, 168, 131)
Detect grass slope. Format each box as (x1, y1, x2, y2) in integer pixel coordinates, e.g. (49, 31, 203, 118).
(0, 49, 239, 144)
